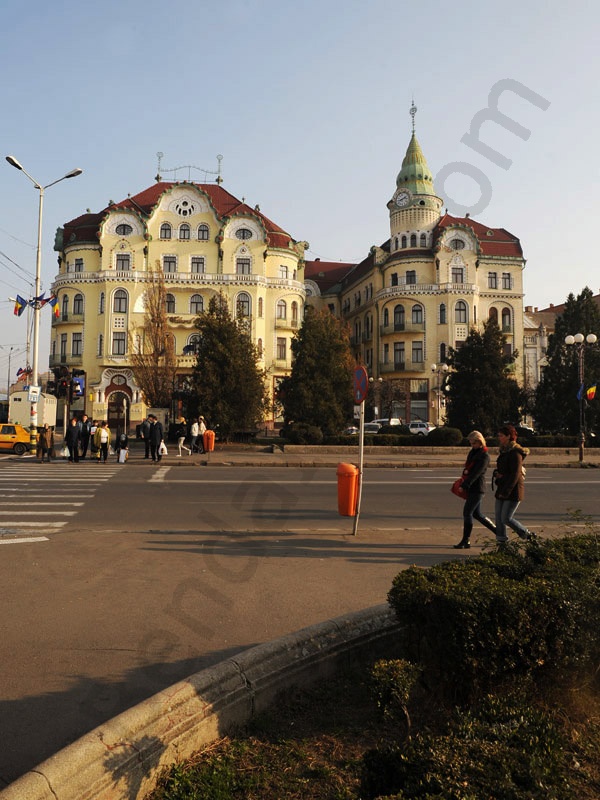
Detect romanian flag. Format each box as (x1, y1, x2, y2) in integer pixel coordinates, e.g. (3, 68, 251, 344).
(587, 385, 597, 401)
(49, 294, 59, 318)
(13, 295, 26, 316)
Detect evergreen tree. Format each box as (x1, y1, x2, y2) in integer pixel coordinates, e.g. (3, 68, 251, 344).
(279, 308, 354, 435)
(533, 287, 600, 434)
(190, 295, 269, 440)
(445, 319, 524, 436)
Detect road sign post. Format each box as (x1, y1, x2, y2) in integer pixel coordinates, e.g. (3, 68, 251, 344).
(352, 367, 369, 536)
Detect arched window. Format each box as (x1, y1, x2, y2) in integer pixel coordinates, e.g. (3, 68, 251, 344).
(410, 233, 417, 247)
(450, 238, 465, 250)
(62, 294, 69, 318)
(113, 289, 128, 313)
(291, 301, 298, 324)
(116, 223, 133, 236)
(179, 223, 190, 240)
(439, 303, 446, 324)
(455, 300, 468, 324)
(165, 293, 175, 313)
(395, 237, 399, 250)
(276, 299, 287, 319)
(258, 297, 263, 317)
(186, 334, 201, 354)
(99, 292, 105, 314)
(160, 222, 172, 239)
(420, 233, 427, 247)
(237, 292, 251, 318)
(190, 294, 203, 314)
(73, 293, 84, 314)
(394, 304, 405, 330)
(235, 228, 252, 240)
(489, 307, 498, 323)
(97, 334, 103, 357)
(401, 235, 407, 248)
(440, 343, 447, 362)
(383, 307, 389, 327)
(502, 308, 511, 331)
(412, 304, 423, 324)
(198, 224, 209, 240)
(257, 338, 263, 357)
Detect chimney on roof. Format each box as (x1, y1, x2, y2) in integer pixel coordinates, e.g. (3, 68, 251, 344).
(465, 212, 470, 218)
(525, 306, 532, 312)
(315, 257, 320, 261)
(549, 304, 554, 308)
(535, 307, 538, 312)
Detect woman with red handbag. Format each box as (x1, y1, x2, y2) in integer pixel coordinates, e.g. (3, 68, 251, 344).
(453, 431, 497, 549)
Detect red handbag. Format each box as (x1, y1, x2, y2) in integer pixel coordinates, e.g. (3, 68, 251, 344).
(451, 477, 468, 499)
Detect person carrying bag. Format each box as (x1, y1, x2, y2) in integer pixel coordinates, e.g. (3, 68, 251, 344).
(452, 431, 497, 549)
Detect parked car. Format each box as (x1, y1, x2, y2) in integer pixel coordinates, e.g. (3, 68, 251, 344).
(408, 421, 436, 436)
(364, 422, 382, 434)
(372, 418, 401, 427)
(0, 423, 31, 455)
(342, 426, 359, 435)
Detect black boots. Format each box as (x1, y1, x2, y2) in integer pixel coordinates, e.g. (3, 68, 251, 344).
(453, 539, 471, 549)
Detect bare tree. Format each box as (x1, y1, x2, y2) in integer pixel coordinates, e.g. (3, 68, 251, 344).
(129, 264, 178, 408)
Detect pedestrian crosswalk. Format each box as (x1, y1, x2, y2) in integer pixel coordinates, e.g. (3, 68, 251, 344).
(0, 462, 121, 543)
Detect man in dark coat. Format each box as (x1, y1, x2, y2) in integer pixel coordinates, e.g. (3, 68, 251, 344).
(140, 416, 152, 459)
(149, 415, 165, 462)
(80, 414, 92, 459)
(64, 417, 81, 463)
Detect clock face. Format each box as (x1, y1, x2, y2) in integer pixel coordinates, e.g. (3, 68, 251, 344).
(396, 191, 410, 207)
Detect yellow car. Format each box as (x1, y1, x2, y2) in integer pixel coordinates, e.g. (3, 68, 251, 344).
(0, 423, 31, 455)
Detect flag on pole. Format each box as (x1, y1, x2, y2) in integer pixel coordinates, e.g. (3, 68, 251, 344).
(49, 294, 59, 318)
(13, 295, 27, 316)
(587, 385, 597, 401)
(34, 292, 48, 307)
(577, 383, 585, 401)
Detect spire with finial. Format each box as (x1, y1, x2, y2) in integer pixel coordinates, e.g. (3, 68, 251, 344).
(410, 100, 417, 133)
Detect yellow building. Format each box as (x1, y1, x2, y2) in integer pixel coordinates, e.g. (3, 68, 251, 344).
(306, 122, 526, 424)
(51, 181, 307, 431)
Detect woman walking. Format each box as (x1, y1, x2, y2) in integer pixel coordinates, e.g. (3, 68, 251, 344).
(453, 430, 497, 549)
(176, 417, 191, 456)
(94, 420, 111, 463)
(494, 424, 536, 545)
(39, 423, 55, 463)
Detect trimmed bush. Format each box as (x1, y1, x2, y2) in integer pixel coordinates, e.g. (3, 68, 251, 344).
(425, 426, 463, 445)
(283, 423, 323, 445)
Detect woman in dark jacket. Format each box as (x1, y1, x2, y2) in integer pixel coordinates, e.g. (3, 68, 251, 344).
(494, 424, 535, 544)
(453, 430, 497, 549)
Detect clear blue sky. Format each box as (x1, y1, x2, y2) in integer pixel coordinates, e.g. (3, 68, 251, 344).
(1, 0, 598, 389)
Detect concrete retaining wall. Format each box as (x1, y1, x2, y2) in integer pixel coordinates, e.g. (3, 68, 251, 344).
(0, 604, 400, 800)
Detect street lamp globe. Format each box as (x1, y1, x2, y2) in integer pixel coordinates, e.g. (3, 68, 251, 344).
(586, 333, 598, 345)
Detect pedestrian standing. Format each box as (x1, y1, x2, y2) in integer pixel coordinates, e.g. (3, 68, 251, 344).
(190, 418, 199, 452)
(116, 430, 129, 462)
(80, 414, 92, 459)
(94, 420, 111, 463)
(39, 423, 55, 463)
(64, 418, 81, 463)
(197, 415, 207, 453)
(176, 417, 191, 456)
(453, 430, 496, 549)
(494, 424, 536, 545)
(140, 415, 151, 459)
(149, 415, 165, 462)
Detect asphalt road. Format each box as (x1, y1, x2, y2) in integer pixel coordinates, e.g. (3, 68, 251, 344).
(1, 459, 599, 785)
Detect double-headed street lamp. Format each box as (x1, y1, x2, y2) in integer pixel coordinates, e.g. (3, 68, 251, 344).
(564, 332, 598, 463)
(5, 156, 83, 456)
(430, 362, 449, 425)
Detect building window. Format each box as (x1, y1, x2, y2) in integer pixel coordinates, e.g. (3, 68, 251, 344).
(237, 292, 251, 318)
(391, 273, 398, 286)
(97, 334, 103, 356)
(412, 304, 423, 324)
(113, 289, 128, 313)
(276, 299, 287, 319)
(401, 235, 407, 248)
(198, 224, 209, 240)
(99, 292, 105, 314)
(419, 233, 427, 247)
(410, 234, 417, 247)
(383, 308, 389, 327)
(440, 342, 447, 361)
(439, 303, 446, 324)
(160, 223, 172, 240)
(186, 334, 201, 354)
(489, 307, 498, 324)
(60, 333, 67, 357)
(72, 332, 82, 356)
(406, 270, 416, 284)
(236, 258, 251, 275)
(291, 301, 298, 323)
(383, 343, 389, 363)
(73, 294, 83, 314)
(116, 253, 130, 271)
(190, 294, 204, 314)
(394, 304, 405, 330)
(455, 300, 468, 323)
(451, 266, 464, 283)
(257, 338, 263, 357)
(412, 341, 423, 363)
(277, 337, 286, 360)
(116, 223, 132, 235)
(502, 272, 512, 289)
(112, 332, 126, 356)
(191, 256, 205, 274)
(394, 342, 405, 369)
(165, 293, 175, 313)
(74, 258, 84, 272)
(236, 228, 253, 240)
(450, 238, 465, 250)
(488, 272, 497, 289)
(62, 295, 69, 318)
(279, 265, 288, 279)
(502, 308, 511, 331)
(258, 297, 263, 317)
(179, 223, 191, 240)
(163, 256, 177, 273)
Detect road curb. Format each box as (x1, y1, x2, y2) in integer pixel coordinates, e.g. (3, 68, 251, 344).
(0, 604, 400, 800)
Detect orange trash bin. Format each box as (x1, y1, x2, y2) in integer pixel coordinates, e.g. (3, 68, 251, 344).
(337, 462, 359, 516)
(203, 430, 215, 452)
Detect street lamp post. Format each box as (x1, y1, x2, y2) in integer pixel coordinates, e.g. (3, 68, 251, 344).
(430, 362, 449, 425)
(5, 156, 82, 456)
(564, 332, 598, 463)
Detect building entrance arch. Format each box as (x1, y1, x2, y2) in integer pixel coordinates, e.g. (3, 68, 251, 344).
(107, 391, 130, 437)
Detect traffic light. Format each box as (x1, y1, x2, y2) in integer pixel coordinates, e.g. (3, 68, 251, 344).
(58, 378, 69, 397)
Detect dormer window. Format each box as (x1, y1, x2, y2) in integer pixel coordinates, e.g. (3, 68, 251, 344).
(116, 223, 133, 236)
(449, 238, 465, 250)
(236, 228, 253, 240)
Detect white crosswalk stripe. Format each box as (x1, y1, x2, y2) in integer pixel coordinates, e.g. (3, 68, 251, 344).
(0, 463, 121, 543)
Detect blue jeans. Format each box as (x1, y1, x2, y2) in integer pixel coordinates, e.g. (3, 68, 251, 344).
(463, 493, 496, 538)
(494, 498, 530, 542)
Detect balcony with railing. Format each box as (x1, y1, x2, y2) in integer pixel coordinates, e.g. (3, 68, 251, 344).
(52, 312, 85, 326)
(379, 360, 423, 374)
(380, 320, 425, 336)
(275, 317, 300, 330)
(49, 353, 83, 368)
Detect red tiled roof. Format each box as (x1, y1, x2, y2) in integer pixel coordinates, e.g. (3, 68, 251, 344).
(61, 182, 297, 249)
(434, 213, 523, 258)
(305, 260, 356, 292)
